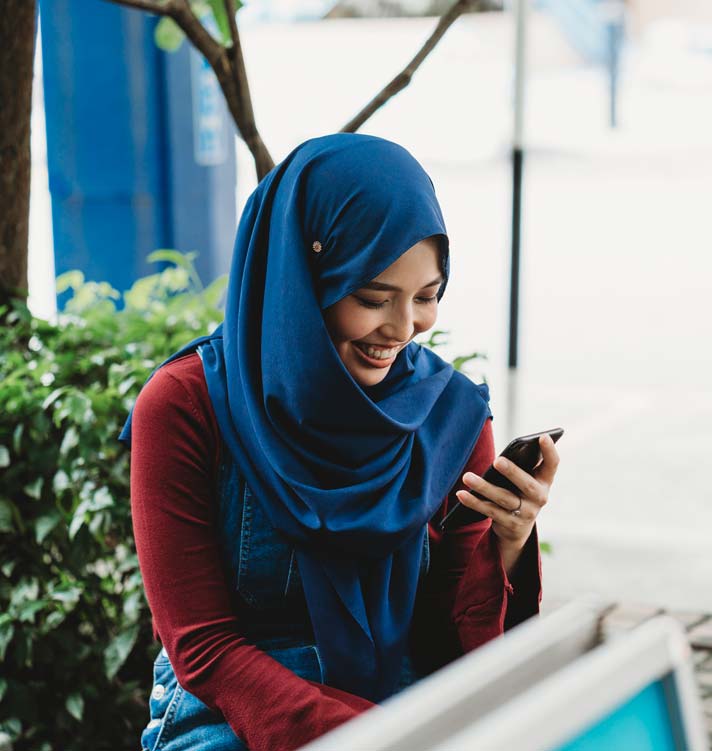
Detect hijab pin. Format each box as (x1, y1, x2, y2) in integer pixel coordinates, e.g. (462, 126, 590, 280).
(312, 241, 323, 254)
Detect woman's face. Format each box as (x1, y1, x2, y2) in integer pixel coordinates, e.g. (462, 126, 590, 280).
(324, 237, 443, 387)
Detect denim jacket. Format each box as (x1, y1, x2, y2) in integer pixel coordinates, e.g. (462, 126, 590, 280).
(140, 444, 430, 751)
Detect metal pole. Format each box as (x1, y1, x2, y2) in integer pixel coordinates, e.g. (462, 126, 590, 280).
(509, 0, 528, 369)
(604, 2, 624, 130)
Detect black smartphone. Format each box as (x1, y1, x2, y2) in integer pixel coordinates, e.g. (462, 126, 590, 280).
(438, 427, 564, 532)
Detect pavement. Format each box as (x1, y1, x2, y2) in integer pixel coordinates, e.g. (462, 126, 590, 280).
(29, 12, 712, 611)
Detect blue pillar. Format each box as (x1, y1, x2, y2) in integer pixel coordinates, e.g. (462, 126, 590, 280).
(40, 0, 236, 303)
(163, 34, 237, 285)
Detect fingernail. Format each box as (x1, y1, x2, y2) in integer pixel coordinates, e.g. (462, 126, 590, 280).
(496, 458, 509, 470)
(464, 472, 479, 483)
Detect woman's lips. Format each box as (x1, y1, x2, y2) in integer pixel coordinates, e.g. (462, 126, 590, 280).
(352, 342, 396, 368)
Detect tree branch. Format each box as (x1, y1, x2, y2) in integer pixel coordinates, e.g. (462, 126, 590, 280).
(219, 0, 273, 176)
(104, 0, 274, 179)
(101, 0, 174, 13)
(340, 0, 479, 133)
(223, 0, 239, 64)
(171, 0, 229, 70)
(105, 0, 477, 177)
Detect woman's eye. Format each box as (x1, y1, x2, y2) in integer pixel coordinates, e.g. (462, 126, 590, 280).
(355, 297, 386, 309)
(354, 295, 438, 309)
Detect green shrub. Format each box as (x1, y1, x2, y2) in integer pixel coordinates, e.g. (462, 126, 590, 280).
(0, 252, 226, 751)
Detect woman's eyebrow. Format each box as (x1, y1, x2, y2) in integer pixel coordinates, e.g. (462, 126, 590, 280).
(361, 276, 443, 292)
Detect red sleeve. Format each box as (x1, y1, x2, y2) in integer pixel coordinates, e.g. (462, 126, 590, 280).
(129, 354, 374, 751)
(412, 418, 542, 672)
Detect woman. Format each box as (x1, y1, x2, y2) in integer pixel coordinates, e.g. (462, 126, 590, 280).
(120, 133, 559, 751)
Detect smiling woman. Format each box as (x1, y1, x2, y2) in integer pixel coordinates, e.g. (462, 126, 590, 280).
(119, 133, 555, 751)
(323, 238, 442, 386)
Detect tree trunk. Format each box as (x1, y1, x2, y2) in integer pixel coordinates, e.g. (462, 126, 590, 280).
(0, 0, 36, 306)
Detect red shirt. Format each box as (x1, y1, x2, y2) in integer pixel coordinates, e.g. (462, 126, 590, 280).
(129, 353, 542, 751)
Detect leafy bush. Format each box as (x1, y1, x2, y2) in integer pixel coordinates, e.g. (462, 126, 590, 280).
(0, 252, 226, 751)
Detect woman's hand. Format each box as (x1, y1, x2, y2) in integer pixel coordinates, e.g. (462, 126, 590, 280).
(455, 434, 560, 567)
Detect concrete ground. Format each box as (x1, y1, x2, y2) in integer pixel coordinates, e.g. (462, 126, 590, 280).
(29, 10, 712, 610)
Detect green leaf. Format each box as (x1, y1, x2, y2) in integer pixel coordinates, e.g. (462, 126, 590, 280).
(104, 624, 139, 680)
(55, 270, 84, 294)
(12, 424, 23, 453)
(43, 610, 67, 632)
(17, 599, 47, 623)
(10, 579, 39, 607)
(65, 692, 84, 721)
(0, 623, 15, 662)
(0, 500, 14, 532)
(207, 0, 231, 43)
(418, 329, 450, 349)
(154, 16, 186, 52)
(35, 511, 62, 544)
(94, 282, 120, 300)
(147, 249, 198, 270)
(123, 274, 160, 310)
(53, 469, 70, 494)
(68, 510, 85, 541)
(159, 266, 191, 293)
(23, 477, 43, 500)
(117, 376, 136, 397)
(149, 249, 203, 292)
(0, 677, 7, 702)
(2, 717, 21, 738)
(60, 426, 80, 455)
(89, 510, 106, 535)
(203, 275, 228, 307)
(57, 391, 94, 424)
(539, 541, 553, 555)
(49, 586, 81, 605)
(0, 446, 9, 468)
(451, 351, 487, 372)
(1, 560, 16, 577)
(122, 590, 143, 623)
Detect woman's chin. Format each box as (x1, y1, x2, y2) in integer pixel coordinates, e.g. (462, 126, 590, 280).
(354, 368, 390, 387)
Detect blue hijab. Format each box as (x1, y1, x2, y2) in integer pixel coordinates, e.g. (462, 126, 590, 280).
(120, 133, 491, 702)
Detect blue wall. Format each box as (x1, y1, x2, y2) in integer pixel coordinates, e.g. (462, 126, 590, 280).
(40, 0, 236, 301)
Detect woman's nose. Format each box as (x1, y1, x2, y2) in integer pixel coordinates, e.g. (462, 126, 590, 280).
(383, 305, 415, 342)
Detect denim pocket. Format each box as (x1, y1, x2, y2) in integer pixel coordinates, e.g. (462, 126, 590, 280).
(216, 456, 304, 612)
(234, 484, 304, 610)
(263, 643, 324, 683)
(140, 648, 183, 751)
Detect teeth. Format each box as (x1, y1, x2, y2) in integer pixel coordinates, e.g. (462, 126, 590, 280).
(356, 342, 398, 360)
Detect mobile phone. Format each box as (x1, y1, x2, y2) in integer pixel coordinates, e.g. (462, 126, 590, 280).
(438, 427, 564, 532)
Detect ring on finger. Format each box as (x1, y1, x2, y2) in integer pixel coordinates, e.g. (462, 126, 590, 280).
(511, 496, 523, 516)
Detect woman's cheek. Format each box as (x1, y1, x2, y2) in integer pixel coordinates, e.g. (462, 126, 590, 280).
(352, 306, 382, 336)
(420, 305, 438, 330)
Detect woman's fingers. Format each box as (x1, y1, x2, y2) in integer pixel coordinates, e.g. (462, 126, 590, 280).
(492, 456, 548, 506)
(459, 433, 560, 518)
(461, 472, 520, 510)
(533, 433, 560, 488)
(460, 472, 531, 516)
(455, 488, 530, 529)
(456, 435, 560, 545)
